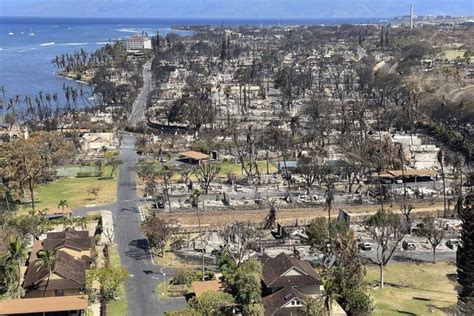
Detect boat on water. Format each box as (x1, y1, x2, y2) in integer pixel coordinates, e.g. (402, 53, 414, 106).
(29, 28, 35, 36)
(8, 32, 14, 36)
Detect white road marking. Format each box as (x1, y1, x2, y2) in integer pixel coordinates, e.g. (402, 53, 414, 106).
(138, 206, 145, 222)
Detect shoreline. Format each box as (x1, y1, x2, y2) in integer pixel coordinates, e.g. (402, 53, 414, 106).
(55, 70, 92, 85)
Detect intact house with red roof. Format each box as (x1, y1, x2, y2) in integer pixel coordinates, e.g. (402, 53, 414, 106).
(260, 252, 349, 316)
(23, 228, 95, 298)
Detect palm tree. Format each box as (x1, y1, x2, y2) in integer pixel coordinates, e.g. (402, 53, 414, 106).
(62, 216, 75, 230)
(3, 237, 28, 298)
(192, 188, 205, 281)
(57, 200, 69, 212)
(324, 185, 334, 223)
(320, 269, 340, 316)
(0, 85, 5, 119)
(75, 216, 88, 230)
(35, 249, 57, 297)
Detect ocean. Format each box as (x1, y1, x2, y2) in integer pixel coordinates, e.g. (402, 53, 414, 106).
(0, 16, 384, 104)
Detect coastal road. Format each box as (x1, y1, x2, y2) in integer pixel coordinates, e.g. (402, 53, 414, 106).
(74, 134, 186, 315)
(129, 61, 152, 126)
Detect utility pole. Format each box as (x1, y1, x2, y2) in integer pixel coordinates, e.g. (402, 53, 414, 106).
(410, 4, 414, 29)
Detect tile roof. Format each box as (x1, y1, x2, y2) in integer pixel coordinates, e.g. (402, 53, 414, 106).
(46, 229, 89, 240)
(29, 240, 43, 262)
(42, 237, 93, 252)
(0, 296, 88, 314)
(24, 250, 86, 289)
(261, 253, 321, 288)
(262, 287, 306, 316)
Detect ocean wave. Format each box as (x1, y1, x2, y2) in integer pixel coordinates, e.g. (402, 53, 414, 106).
(116, 28, 139, 33)
(17, 49, 29, 53)
(40, 42, 55, 46)
(59, 42, 88, 46)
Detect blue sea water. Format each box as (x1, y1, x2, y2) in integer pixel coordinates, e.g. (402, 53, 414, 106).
(0, 16, 384, 104)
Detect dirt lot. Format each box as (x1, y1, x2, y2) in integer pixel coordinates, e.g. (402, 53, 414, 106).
(160, 202, 446, 229)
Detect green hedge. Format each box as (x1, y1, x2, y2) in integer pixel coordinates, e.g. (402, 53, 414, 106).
(76, 171, 102, 178)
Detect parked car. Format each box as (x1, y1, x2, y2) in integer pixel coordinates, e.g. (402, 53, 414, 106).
(358, 242, 372, 251)
(446, 239, 460, 249)
(402, 241, 417, 251)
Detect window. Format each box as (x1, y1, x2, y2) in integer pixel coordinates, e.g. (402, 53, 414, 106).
(291, 299, 302, 306)
(55, 289, 64, 296)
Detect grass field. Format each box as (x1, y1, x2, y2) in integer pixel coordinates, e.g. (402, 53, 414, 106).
(442, 49, 474, 62)
(137, 160, 279, 186)
(19, 166, 118, 214)
(443, 50, 465, 60)
(366, 262, 457, 315)
(107, 245, 128, 315)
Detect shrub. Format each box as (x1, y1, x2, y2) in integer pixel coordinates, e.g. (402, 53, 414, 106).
(172, 268, 194, 285)
(188, 291, 234, 315)
(76, 171, 100, 178)
(193, 271, 215, 282)
(342, 287, 375, 315)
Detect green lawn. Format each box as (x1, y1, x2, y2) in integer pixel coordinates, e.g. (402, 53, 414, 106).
(366, 262, 457, 315)
(20, 166, 118, 214)
(443, 49, 465, 59)
(442, 49, 474, 62)
(107, 245, 128, 315)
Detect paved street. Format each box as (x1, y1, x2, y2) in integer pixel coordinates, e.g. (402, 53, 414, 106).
(114, 135, 186, 315)
(129, 60, 152, 126)
(74, 134, 186, 315)
(76, 61, 186, 315)
(359, 243, 456, 263)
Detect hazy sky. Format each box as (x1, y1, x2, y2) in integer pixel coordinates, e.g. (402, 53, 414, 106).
(0, 0, 472, 19)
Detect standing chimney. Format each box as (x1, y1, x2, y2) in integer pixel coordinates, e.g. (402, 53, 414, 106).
(410, 4, 414, 29)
